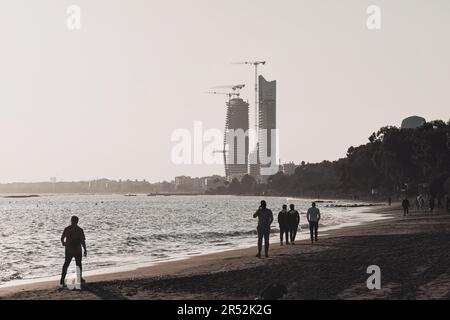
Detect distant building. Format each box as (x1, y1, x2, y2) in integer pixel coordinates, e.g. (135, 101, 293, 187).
(174, 176, 205, 192)
(248, 148, 261, 182)
(283, 162, 297, 176)
(401, 116, 426, 129)
(204, 175, 227, 191)
(224, 97, 249, 181)
(174, 176, 192, 187)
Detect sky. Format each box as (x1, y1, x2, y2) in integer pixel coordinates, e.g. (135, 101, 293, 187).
(0, 0, 449, 183)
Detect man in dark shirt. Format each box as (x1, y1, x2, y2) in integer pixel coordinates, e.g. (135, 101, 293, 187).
(402, 197, 410, 216)
(278, 205, 289, 246)
(253, 200, 274, 258)
(288, 204, 300, 245)
(60, 216, 87, 287)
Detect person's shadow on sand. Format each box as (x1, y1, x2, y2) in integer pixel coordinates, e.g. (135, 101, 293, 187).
(82, 283, 129, 300)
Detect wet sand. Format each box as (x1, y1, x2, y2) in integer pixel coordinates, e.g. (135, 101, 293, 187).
(2, 205, 450, 300)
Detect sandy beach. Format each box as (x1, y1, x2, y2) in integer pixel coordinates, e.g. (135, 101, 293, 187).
(1, 205, 450, 300)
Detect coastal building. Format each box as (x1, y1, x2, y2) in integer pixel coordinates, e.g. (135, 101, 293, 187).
(283, 162, 297, 176)
(174, 176, 193, 187)
(248, 148, 261, 182)
(204, 175, 227, 191)
(224, 97, 250, 181)
(401, 116, 426, 129)
(174, 176, 206, 192)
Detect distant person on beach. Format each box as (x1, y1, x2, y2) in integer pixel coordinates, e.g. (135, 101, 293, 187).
(60, 216, 87, 287)
(287, 204, 300, 245)
(429, 196, 435, 213)
(388, 196, 392, 206)
(307, 202, 321, 243)
(402, 197, 410, 216)
(414, 197, 420, 211)
(278, 205, 289, 246)
(253, 200, 274, 258)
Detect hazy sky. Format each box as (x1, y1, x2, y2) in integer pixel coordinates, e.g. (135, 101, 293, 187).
(1, 0, 449, 183)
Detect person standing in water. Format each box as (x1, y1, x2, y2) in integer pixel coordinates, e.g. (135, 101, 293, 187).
(287, 204, 300, 245)
(253, 200, 274, 258)
(60, 216, 87, 287)
(307, 202, 321, 243)
(278, 204, 289, 246)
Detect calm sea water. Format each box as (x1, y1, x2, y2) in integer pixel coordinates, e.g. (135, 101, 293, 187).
(0, 195, 388, 287)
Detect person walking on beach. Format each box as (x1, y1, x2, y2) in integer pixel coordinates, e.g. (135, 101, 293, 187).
(445, 194, 450, 213)
(429, 196, 435, 213)
(253, 200, 274, 258)
(388, 196, 392, 206)
(414, 197, 420, 211)
(402, 197, 410, 216)
(278, 205, 289, 246)
(60, 216, 87, 287)
(287, 204, 300, 245)
(307, 202, 321, 243)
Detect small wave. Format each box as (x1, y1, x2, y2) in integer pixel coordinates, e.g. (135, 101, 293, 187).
(125, 229, 258, 244)
(1, 272, 22, 282)
(325, 203, 381, 208)
(213, 242, 233, 247)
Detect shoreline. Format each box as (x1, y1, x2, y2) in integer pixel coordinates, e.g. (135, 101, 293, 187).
(0, 192, 390, 203)
(0, 205, 396, 299)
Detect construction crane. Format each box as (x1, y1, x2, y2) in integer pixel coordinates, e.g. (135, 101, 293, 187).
(204, 83, 245, 104)
(208, 84, 245, 98)
(204, 91, 238, 100)
(231, 61, 266, 135)
(211, 84, 246, 91)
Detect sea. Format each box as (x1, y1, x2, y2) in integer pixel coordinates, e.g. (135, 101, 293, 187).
(0, 194, 390, 287)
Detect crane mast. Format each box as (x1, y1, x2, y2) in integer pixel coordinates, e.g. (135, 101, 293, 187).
(232, 61, 266, 136)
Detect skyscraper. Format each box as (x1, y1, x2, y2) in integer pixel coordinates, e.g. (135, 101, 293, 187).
(224, 97, 249, 181)
(258, 75, 277, 181)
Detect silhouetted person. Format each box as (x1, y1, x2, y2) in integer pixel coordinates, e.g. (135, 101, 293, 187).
(278, 205, 289, 246)
(446, 194, 450, 212)
(60, 216, 87, 287)
(253, 200, 273, 258)
(287, 204, 300, 245)
(420, 197, 425, 210)
(414, 197, 420, 211)
(388, 196, 392, 206)
(429, 196, 435, 213)
(307, 202, 321, 243)
(402, 198, 410, 216)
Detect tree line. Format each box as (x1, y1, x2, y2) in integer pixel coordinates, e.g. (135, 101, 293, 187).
(213, 120, 450, 199)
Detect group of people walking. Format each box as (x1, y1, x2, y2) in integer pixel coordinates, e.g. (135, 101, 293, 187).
(401, 193, 450, 216)
(253, 200, 321, 258)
